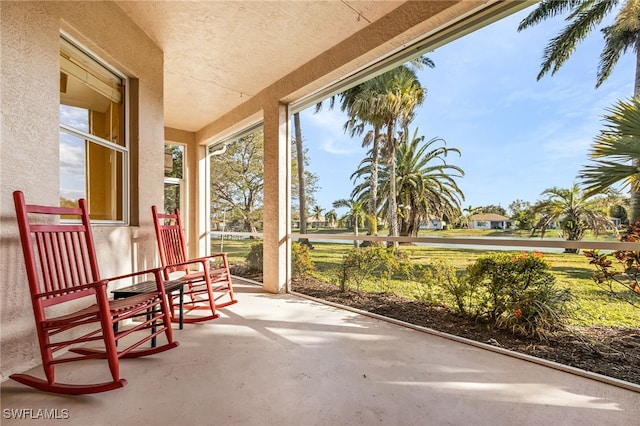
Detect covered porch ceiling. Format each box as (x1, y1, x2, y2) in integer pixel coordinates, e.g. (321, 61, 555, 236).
(114, 1, 530, 139)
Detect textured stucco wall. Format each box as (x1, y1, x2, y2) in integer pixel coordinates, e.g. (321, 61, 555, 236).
(0, 1, 164, 381)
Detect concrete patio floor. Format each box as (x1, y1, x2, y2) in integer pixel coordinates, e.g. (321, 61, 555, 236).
(1, 279, 639, 426)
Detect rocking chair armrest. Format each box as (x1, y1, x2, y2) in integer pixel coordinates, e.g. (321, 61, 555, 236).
(202, 253, 228, 261)
(163, 258, 207, 270)
(163, 254, 227, 270)
(187, 253, 228, 265)
(34, 280, 109, 300)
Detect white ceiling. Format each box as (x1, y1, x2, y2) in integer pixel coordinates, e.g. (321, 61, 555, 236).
(115, 1, 406, 133)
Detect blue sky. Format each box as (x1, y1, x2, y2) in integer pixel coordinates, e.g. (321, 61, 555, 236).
(298, 4, 635, 217)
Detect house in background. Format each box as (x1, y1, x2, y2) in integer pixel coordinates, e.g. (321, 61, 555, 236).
(469, 213, 512, 230)
(420, 217, 446, 230)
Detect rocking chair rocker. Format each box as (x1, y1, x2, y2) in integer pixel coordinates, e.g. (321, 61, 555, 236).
(152, 206, 237, 323)
(11, 191, 179, 394)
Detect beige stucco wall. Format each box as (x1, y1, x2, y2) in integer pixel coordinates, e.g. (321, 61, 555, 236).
(0, 1, 164, 381)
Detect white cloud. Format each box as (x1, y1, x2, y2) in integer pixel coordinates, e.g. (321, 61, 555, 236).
(59, 138, 85, 176)
(301, 107, 361, 155)
(60, 105, 88, 131)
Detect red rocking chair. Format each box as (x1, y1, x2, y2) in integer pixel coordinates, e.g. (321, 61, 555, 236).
(152, 206, 237, 323)
(11, 191, 179, 395)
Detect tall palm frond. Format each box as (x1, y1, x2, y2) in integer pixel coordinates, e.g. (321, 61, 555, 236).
(518, 0, 640, 221)
(518, 0, 619, 82)
(580, 97, 640, 196)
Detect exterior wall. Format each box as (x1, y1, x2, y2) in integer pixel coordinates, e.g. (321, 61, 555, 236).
(470, 221, 491, 230)
(0, 1, 164, 381)
(470, 220, 509, 230)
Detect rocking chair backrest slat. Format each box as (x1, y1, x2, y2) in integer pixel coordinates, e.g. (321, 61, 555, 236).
(14, 191, 101, 308)
(152, 206, 189, 275)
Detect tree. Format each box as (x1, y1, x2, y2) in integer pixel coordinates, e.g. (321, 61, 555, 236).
(610, 202, 629, 224)
(395, 128, 464, 237)
(351, 126, 464, 238)
(210, 131, 264, 233)
(531, 184, 617, 252)
(319, 56, 434, 240)
(163, 144, 183, 213)
(333, 198, 367, 248)
(355, 66, 425, 246)
(325, 209, 338, 229)
(579, 97, 640, 214)
(293, 112, 312, 247)
(457, 205, 480, 229)
(291, 136, 319, 218)
(518, 0, 640, 221)
(311, 205, 324, 228)
(340, 84, 386, 238)
(476, 205, 507, 216)
(509, 199, 536, 231)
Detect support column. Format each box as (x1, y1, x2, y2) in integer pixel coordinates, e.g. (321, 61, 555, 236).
(262, 102, 290, 293)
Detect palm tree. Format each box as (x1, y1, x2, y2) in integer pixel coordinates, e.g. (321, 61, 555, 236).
(518, 0, 640, 221)
(354, 66, 425, 246)
(350, 126, 464, 238)
(340, 86, 385, 238)
(532, 184, 617, 253)
(337, 57, 434, 239)
(579, 97, 640, 206)
(393, 127, 464, 237)
(332, 198, 367, 248)
(455, 205, 479, 229)
(293, 112, 311, 246)
(311, 205, 324, 228)
(325, 209, 338, 229)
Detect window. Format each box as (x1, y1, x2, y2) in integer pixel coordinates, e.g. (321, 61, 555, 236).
(59, 35, 127, 221)
(164, 144, 184, 214)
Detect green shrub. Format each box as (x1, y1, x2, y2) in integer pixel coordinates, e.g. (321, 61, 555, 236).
(495, 281, 574, 339)
(292, 241, 314, 280)
(246, 241, 264, 272)
(338, 246, 401, 292)
(465, 252, 573, 339)
(416, 260, 473, 312)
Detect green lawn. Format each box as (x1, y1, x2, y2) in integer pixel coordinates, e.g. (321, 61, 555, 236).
(214, 234, 640, 328)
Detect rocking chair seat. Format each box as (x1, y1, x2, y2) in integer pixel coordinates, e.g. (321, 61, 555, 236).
(42, 291, 157, 328)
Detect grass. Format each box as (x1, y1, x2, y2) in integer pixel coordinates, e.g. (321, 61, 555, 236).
(213, 233, 640, 328)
